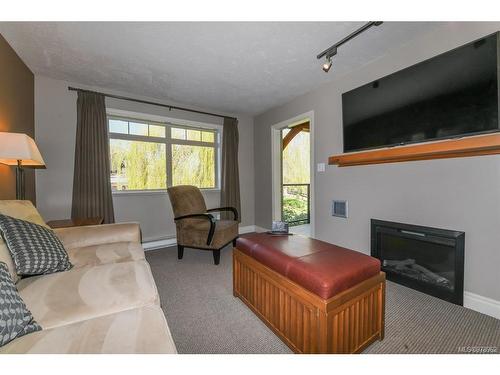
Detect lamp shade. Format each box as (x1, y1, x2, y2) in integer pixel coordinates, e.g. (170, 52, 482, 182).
(0, 132, 45, 168)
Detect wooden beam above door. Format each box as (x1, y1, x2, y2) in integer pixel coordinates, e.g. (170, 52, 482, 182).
(282, 122, 310, 150)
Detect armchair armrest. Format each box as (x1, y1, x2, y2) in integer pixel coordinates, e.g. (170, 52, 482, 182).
(206, 207, 239, 221)
(54, 222, 141, 249)
(174, 213, 216, 246)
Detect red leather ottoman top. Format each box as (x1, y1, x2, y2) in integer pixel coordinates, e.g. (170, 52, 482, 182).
(236, 233, 380, 300)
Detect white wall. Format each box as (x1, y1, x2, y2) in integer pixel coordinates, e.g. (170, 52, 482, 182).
(35, 75, 254, 241)
(254, 22, 500, 306)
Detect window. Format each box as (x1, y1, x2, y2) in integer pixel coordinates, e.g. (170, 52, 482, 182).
(108, 116, 219, 191)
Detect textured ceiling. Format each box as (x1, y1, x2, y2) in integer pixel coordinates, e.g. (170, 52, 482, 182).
(0, 22, 444, 115)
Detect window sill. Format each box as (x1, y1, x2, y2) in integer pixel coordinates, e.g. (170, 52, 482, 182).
(112, 190, 168, 197)
(112, 188, 221, 197)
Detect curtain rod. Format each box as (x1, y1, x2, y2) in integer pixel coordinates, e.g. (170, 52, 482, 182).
(67, 86, 237, 121)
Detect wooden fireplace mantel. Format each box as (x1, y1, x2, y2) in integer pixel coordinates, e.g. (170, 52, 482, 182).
(328, 133, 500, 167)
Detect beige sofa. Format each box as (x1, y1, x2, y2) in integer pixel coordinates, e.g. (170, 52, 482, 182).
(0, 200, 177, 354)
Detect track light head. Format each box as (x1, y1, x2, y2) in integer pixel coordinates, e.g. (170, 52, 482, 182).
(322, 56, 333, 73)
(317, 22, 382, 73)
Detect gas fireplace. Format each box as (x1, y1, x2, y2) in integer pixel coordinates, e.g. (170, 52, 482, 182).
(371, 219, 465, 305)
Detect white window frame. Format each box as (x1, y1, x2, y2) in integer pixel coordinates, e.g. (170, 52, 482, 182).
(107, 109, 222, 194)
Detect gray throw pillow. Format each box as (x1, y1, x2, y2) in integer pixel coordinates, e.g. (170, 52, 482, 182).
(0, 261, 42, 347)
(0, 214, 72, 276)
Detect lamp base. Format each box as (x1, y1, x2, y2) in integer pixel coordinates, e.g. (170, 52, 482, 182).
(16, 160, 25, 200)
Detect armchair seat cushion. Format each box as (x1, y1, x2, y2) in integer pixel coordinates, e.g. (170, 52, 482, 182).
(17, 260, 160, 330)
(66, 241, 145, 268)
(0, 306, 177, 354)
(177, 219, 238, 249)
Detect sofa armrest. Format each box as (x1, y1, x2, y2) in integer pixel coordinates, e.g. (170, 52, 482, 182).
(54, 222, 142, 249)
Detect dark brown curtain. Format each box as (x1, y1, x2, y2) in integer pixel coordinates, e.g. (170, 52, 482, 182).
(220, 117, 241, 222)
(71, 91, 115, 223)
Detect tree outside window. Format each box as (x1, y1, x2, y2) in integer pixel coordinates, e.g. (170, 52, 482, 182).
(108, 117, 219, 191)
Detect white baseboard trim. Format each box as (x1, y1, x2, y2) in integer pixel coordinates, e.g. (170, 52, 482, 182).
(142, 237, 177, 251)
(143, 225, 268, 251)
(238, 225, 268, 234)
(238, 225, 255, 234)
(464, 291, 500, 320)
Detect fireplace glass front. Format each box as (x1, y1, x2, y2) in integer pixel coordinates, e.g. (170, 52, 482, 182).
(371, 220, 464, 305)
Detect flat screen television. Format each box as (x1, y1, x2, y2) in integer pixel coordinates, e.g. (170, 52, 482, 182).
(342, 32, 500, 153)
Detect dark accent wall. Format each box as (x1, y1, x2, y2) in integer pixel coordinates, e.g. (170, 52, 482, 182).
(0, 34, 35, 202)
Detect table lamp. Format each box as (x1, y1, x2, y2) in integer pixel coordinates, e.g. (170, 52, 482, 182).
(0, 132, 46, 200)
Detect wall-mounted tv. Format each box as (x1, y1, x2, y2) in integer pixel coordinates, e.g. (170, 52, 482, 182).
(342, 32, 500, 153)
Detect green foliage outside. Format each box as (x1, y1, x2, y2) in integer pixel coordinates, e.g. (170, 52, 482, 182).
(282, 186, 309, 225)
(282, 129, 310, 226)
(110, 139, 167, 190)
(172, 145, 215, 188)
(282, 129, 310, 184)
(110, 139, 215, 190)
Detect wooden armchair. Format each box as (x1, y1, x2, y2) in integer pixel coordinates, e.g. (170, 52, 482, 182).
(167, 185, 239, 265)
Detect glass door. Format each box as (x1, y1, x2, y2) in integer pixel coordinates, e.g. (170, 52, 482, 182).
(281, 122, 310, 234)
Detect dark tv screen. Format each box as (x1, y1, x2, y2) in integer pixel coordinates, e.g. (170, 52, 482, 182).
(342, 33, 500, 153)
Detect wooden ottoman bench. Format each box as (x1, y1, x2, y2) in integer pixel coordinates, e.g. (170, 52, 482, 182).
(233, 233, 385, 353)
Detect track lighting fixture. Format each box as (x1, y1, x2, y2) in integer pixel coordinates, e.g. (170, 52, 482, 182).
(317, 21, 383, 73)
(322, 56, 333, 73)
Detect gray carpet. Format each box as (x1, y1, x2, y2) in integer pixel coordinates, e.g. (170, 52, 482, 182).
(146, 246, 500, 354)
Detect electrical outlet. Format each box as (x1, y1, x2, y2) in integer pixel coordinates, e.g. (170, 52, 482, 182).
(317, 163, 325, 172)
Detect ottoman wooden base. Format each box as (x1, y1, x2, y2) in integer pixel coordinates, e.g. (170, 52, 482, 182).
(233, 248, 385, 354)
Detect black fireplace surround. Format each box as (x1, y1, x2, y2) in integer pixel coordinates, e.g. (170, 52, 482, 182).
(371, 219, 465, 305)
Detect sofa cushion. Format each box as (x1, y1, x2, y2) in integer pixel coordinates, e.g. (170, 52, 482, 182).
(0, 262, 41, 347)
(17, 260, 160, 329)
(0, 200, 50, 282)
(0, 306, 177, 354)
(66, 241, 145, 268)
(54, 222, 141, 250)
(0, 214, 72, 276)
(0, 200, 50, 229)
